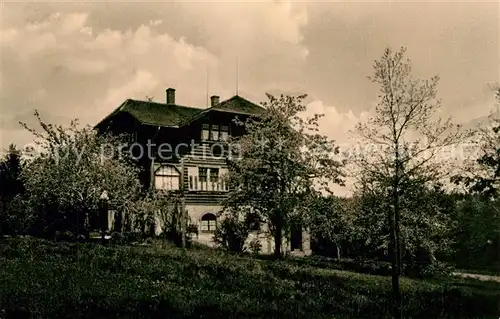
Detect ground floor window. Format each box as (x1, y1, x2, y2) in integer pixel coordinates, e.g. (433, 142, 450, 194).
(201, 213, 217, 232)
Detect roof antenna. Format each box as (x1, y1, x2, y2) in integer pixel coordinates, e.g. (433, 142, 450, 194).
(236, 56, 239, 96)
(206, 65, 209, 108)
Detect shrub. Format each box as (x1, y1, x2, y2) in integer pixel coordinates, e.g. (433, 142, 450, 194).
(108, 231, 145, 245)
(404, 259, 453, 279)
(213, 216, 250, 253)
(110, 232, 126, 245)
(248, 237, 262, 255)
(0, 196, 32, 236)
(54, 230, 77, 242)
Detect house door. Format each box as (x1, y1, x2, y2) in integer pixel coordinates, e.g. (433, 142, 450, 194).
(290, 223, 302, 251)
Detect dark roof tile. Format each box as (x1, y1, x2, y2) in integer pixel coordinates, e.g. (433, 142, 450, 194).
(122, 99, 202, 127)
(212, 95, 264, 115)
(96, 95, 264, 128)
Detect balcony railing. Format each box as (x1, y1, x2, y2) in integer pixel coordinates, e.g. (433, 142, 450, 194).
(188, 176, 229, 192)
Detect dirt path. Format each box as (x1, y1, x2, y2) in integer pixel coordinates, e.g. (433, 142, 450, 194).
(453, 272, 500, 283)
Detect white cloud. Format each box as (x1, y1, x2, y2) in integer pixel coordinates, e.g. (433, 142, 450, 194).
(29, 89, 47, 102)
(5, 1, 493, 184)
(1, 2, 311, 150)
(59, 12, 89, 35)
(184, 1, 308, 54)
(1, 11, 219, 129)
(64, 58, 108, 74)
(149, 20, 162, 27)
(172, 1, 309, 97)
(102, 70, 158, 108)
(304, 100, 370, 145)
(300, 100, 372, 196)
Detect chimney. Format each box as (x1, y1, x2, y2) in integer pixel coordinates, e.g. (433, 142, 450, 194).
(210, 95, 220, 106)
(166, 88, 175, 105)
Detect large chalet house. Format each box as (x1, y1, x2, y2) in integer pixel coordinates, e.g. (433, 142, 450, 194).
(95, 88, 311, 255)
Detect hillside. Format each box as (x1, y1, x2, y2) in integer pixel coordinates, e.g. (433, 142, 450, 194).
(0, 237, 499, 318)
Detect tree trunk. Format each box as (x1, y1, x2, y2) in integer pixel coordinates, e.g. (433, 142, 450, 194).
(395, 208, 403, 275)
(389, 207, 401, 319)
(336, 243, 341, 260)
(391, 148, 402, 319)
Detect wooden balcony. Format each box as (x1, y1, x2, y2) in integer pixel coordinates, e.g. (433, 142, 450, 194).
(188, 176, 228, 192)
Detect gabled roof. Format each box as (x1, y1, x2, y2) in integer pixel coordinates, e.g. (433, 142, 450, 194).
(123, 99, 201, 127)
(96, 95, 264, 129)
(212, 95, 265, 115)
(180, 95, 264, 126)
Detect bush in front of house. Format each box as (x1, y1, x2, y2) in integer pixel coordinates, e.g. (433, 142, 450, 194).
(213, 215, 250, 253)
(249, 237, 262, 255)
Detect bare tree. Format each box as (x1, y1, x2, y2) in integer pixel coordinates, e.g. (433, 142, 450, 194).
(353, 47, 468, 318)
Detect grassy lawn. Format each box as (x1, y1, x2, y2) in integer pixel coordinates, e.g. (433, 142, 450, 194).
(0, 237, 499, 318)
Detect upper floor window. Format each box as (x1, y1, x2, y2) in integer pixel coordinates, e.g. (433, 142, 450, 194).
(188, 166, 228, 192)
(209, 168, 219, 190)
(221, 126, 229, 141)
(199, 167, 208, 190)
(212, 125, 219, 140)
(155, 166, 180, 191)
(209, 168, 219, 182)
(199, 167, 208, 181)
(202, 124, 210, 140)
(201, 123, 230, 141)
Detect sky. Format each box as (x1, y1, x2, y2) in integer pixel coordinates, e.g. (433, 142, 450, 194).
(1, 0, 499, 195)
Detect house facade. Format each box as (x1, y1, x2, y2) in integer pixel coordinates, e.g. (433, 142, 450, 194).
(95, 88, 311, 255)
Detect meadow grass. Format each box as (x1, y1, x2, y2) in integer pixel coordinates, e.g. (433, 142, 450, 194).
(0, 237, 498, 318)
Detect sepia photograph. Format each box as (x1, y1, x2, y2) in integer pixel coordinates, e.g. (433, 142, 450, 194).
(0, 1, 499, 318)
